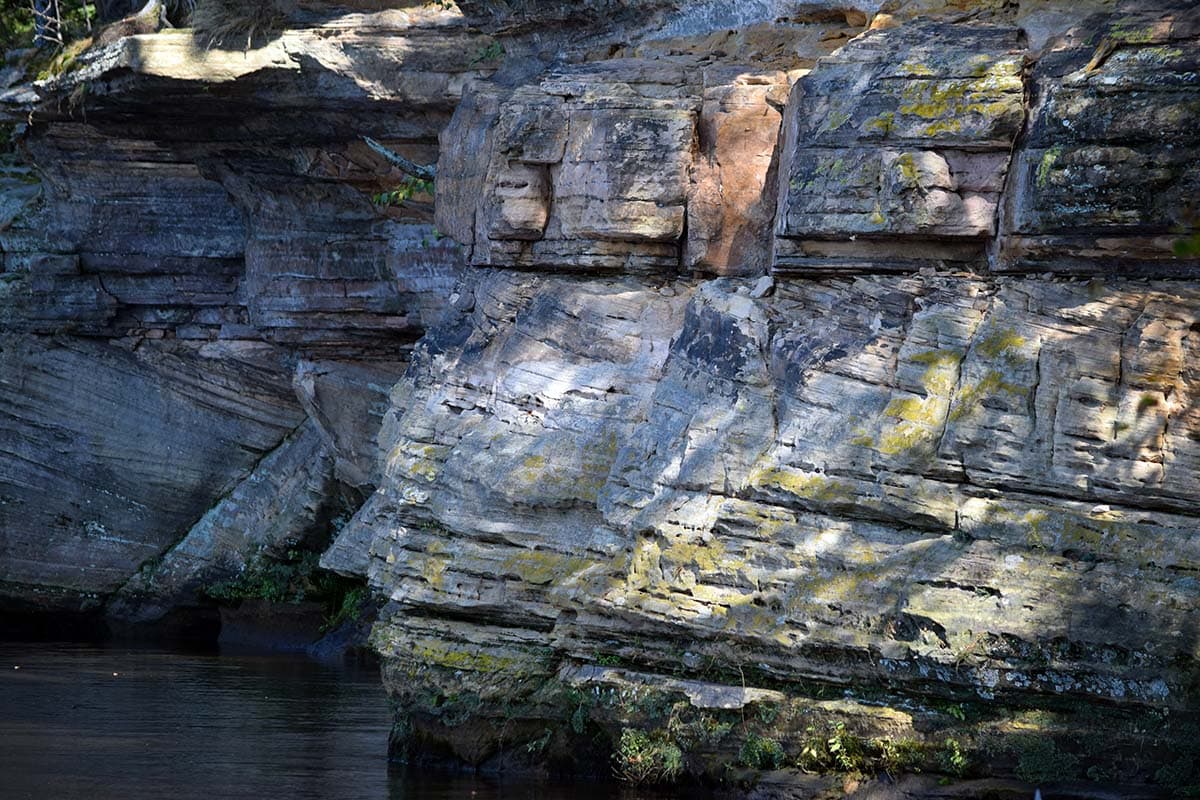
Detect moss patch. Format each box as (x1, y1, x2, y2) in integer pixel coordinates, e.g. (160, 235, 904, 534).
(501, 550, 592, 586)
(751, 467, 856, 504)
(1036, 145, 1064, 189)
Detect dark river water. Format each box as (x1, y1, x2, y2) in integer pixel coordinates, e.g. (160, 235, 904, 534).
(0, 642, 649, 800)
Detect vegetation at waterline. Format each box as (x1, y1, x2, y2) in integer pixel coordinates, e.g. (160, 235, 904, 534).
(321, 585, 368, 633)
(202, 548, 370, 632)
(613, 728, 684, 785)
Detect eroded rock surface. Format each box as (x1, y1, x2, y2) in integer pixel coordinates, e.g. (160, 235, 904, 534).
(601, 276, 1200, 707)
(0, 4, 483, 620)
(107, 419, 338, 626)
(998, 0, 1200, 274)
(439, 60, 787, 276)
(773, 21, 1025, 272)
(330, 268, 1200, 783)
(437, 16, 861, 276)
(3, 0, 1200, 792)
(0, 337, 302, 611)
(326, 0, 1200, 789)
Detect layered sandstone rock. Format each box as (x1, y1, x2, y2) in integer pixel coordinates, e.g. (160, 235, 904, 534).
(106, 419, 337, 626)
(325, 0, 1200, 790)
(437, 15, 863, 276)
(772, 21, 1026, 272)
(3, 0, 1200, 792)
(0, 336, 303, 611)
(438, 60, 786, 276)
(998, 0, 1200, 274)
(331, 269, 1200, 783)
(0, 4, 484, 621)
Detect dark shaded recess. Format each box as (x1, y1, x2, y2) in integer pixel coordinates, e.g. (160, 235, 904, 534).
(0, 595, 112, 642)
(101, 606, 224, 646)
(390, 717, 618, 781)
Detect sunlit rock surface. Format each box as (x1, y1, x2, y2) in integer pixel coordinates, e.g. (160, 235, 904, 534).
(328, 0, 1200, 788)
(772, 21, 1025, 272)
(2, 0, 1200, 791)
(437, 14, 863, 276)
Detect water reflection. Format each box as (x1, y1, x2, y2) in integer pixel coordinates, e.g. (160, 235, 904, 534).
(0, 642, 650, 800)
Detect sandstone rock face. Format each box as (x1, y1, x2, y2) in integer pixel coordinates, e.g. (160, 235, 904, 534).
(0, 337, 302, 610)
(327, 0, 1200, 789)
(0, 5, 484, 619)
(437, 16, 860, 276)
(438, 60, 780, 276)
(601, 276, 1200, 706)
(335, 269, 1200, 782)
(998, 0, 1200, 274)
(456, 0, 875, 41)
(4, 0, 1200, 792)
(773, 21, 1026, 272)
(107, 419, 337, 625)
(324, 270, 694, 589)
(294, 359, 402, 491)
(320, 269, 695, 766)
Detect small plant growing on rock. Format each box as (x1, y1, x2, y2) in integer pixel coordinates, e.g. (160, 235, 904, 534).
(797, 722, 929, 778)
(1152, 721, 1200, 797)
(877, 737, 925, 776)
(319, 585, 367, 632)
(798, 724, 835, 772)
(739, 732, 785, 770)
(1012, 735, 1078, 784)
(613, 728, 683, 785)
(828, 723, 868, 772)
(938, 738, 970, 778)
(373, 175, 434, 208)
(754, 702, 780, 725)
(798, 722, 871, 773)
(469, 40, 503, 66)
(525, 728, 552, 755)
(1176, 234, 1200, 258)
(1155, 758, 1200, 797)
(1173, 204, 1200, 257)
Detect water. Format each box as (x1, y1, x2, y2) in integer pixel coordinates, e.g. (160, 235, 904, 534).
(0, 642, 634, 800)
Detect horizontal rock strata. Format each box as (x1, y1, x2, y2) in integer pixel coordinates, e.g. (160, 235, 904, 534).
(0, 5, 484, 619)
(773, 21, 1026, 272)
(327, 0, 1200, 789)
(997, 0, 1200, 274)
(3, 0, 1200, 792)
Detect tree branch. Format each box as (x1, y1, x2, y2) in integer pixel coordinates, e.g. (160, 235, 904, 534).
(362, 136, 436, 182)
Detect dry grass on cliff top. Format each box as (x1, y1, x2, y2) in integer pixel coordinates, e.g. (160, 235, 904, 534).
(190, 0, 297, 49)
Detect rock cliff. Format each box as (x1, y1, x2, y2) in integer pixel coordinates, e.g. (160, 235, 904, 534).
(3, 0, 1200, 793)
(1, 3, 482, 626)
